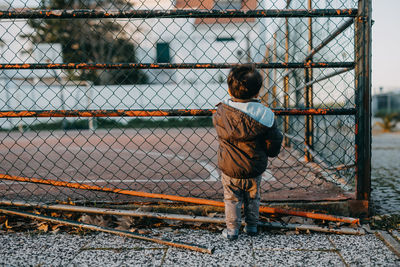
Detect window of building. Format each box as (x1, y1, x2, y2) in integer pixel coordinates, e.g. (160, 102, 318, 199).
(216, 37, 235, 42)
(213, 0, 242, 10)
(156, 42, 170, 63)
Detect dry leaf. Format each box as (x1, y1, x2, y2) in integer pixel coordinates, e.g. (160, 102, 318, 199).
(137, 229, 151, 235)
(164, 219, 181, 226)
(51, 225, 61, 234)
(115, 216, 136, 230)
(37, 222, 49, 232)
(193, 222, 203, 227)
(5, 220, 12, 229)
(285, 230, 300, 235)
(207, 212, 217, 218)
(79, 214, 111, 227)
(215, 225, 224, 231)
(62, 213, 72, 219)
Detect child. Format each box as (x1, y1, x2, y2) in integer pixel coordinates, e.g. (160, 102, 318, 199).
(212, 64, 283, 240)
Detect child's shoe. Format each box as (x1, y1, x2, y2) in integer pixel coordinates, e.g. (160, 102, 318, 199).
(222, 228, 239, 240)
(244, 226, 258, 236)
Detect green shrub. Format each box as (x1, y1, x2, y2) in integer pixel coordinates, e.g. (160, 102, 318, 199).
(375, 112, 400, 132)
(6, 117, 213, 132)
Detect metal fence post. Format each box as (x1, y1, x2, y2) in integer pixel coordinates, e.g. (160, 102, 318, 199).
(261, 45, 270, 105)
(283, 3, 290, 147)
(304, 0, 314, 162)
(272, 32, 278, 109)
(355, 0, 372, 202)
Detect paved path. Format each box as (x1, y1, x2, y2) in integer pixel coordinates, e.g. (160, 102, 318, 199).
(1, 229, 399, 266)
(372, 132, 400, 214)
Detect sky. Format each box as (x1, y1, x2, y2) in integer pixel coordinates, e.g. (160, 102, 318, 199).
(372, 0, 400, 93)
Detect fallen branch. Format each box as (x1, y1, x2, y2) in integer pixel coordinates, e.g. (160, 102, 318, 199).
(0, 173, 360, 224)
(259, 221, 364, 235)
(375, 230, 400, 258)
(0, 207, 213, 254)
(0, 199, 365, 235)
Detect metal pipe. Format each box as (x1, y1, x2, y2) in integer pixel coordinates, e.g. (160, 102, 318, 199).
(0, 173, 360, 224)
(285, 132, 354, 172)
(0, 200, 365, 235)
(0, 199, 225, 224)
(305, 18, 354, 62)
(0, 9, 358, 19)
(283, 15, 290, 146)
(0, 108, 357, 118)
(261, 45, 270, 105)
(0, 207, 213, 254)
(293, 67, 353, 93)
(0, 62, 355, 70)
(304, 0, 314, 162)
(285, 133, 352, 191)
(272, 32, 278, 108)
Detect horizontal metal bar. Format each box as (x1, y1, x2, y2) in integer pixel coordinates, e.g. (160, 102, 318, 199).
(305, 18, 354, 61)
(294, 67, 353, 92)
(0, 109, 214, 118)
(0, 199, 227, 224)
(0, 9, 358, 19)
(273, 108, 356, 115)
(0, 62, 355, 70)
(0, 108, 356, 118)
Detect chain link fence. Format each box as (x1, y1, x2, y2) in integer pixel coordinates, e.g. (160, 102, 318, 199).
(0, 0, 371, 206)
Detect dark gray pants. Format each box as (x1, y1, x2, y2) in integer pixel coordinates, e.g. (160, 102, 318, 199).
(221, 173, 261, 230)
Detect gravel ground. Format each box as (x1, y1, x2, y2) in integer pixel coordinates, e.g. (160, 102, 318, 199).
(1, 132, 399, 266)
(371, 132, 400, 214)
(0, 230, 399, 266)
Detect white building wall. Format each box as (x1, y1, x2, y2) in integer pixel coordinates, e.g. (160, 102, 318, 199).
(0, 0, 271, 130)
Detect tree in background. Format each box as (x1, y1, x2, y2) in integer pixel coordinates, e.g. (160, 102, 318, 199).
(27, 0, 147, 85)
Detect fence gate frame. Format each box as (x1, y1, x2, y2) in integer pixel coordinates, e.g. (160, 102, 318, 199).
(0, 0, 372, 216)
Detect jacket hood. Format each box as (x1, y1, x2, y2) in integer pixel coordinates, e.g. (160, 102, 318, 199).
(214, 100, 275, 141)
(222, 99, 274, 127)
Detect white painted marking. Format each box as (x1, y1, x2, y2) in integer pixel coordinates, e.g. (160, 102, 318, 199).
(44, 146, 219, 183)
(262, 169, 276, 182)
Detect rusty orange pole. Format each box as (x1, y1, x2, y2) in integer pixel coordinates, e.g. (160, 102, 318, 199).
(261, 44, 271, 105)
(283, 15, 290, 147)
(272, 32, 278, 108)
(0, 173, 359, 224)
(305, 0, 314, 162)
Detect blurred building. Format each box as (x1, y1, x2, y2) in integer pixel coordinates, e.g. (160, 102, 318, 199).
(372, 88, 400, 116)
(132, 0, 265, 84)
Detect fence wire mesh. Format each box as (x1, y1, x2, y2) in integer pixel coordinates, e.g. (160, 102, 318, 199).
(0, 0, 365, 204)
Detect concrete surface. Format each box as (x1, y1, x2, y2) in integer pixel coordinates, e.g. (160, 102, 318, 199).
(0, 229, 399, 266)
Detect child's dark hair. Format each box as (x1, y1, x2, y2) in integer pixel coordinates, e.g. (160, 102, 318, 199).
(227, 64, 263, 99)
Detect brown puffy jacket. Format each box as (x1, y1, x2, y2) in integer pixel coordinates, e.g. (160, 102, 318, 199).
(212, 100, 283, 179)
